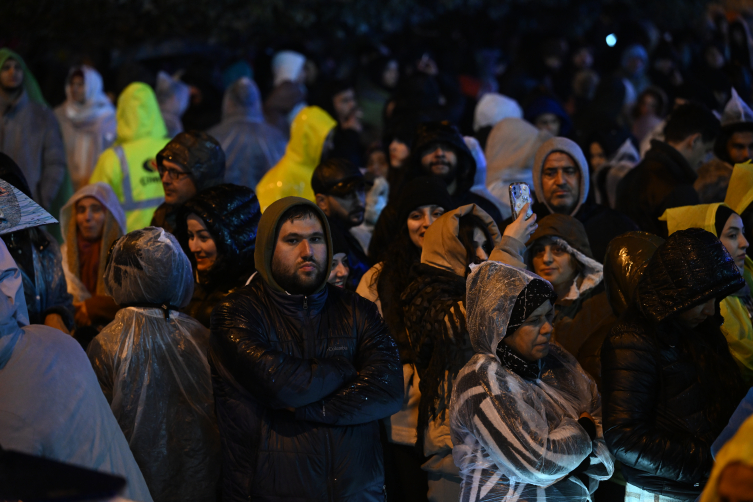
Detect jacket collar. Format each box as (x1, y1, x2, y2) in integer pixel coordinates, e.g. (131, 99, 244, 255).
(263, 278, 329, 316)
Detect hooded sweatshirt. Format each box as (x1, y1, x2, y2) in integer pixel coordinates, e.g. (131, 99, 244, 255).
(0, 49, 67, 210)
(60, 182, 125, 326)
(256, 106, 336, 211)
(54, 66, 117, 191)
(449, 261, 614, 502)
(526, 136, 638, 262)
(208, 77, 287, 189)
(89, 83, 169, 232)
(660, 202, 753, 385)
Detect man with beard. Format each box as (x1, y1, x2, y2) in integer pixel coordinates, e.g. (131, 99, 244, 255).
(209, 196, 403, 502)
(313, 158, 370, 290)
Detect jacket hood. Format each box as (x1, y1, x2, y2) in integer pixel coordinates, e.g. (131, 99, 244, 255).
(104, 227, 194, 308)
(659, 202, 728, 237)
(61, 65, 115, 124)
(222, 77, 264, 122)
(156, 71, 191, 117)
(176, 184, 261, 282)
(603, 231, 664, 317)
(157, 131, 226, 192)
(700, 413, 753, 502)
(473, 92, 523, 132)
(285, 106, 337, 168)
(532, 137, 590, 216)
(60, 182, 127, 238)
(0, 48, 46, 106)
(116, 82, 168, 143)
(636, 227, 744, 323)
(421, 204, 501, 278)
(526, 214, 603, 301)
(720, 88, 753, 128)
(254, 197, 332, 294)
(272, 50, 306, 87)
(725, 162, 753, 215)
(408, 122, 477, 196)
(485, 117, 552, 186)
(466, 260, 550, 355)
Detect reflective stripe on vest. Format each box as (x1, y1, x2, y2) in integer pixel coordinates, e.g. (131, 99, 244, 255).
(114, 145, 165, 211)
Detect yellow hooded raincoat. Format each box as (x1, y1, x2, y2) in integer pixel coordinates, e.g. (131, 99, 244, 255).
(89, 83, 169, 232)
(255, 106, 336, 211)
(660, 203, 753, 385)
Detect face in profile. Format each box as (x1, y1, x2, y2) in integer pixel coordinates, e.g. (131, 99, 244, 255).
(676, 298, 716, 329)
(719, 212, 749, 275)
(75, 196, 106, 242)
(502, 299, 555, 362)
(159, 159, 197, 206)
(271, 213, 328, 295)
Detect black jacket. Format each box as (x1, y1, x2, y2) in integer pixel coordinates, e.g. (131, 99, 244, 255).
(615, 140, 700, 237)
(601, 228, 746, 500)
(210, 196, 403, 502)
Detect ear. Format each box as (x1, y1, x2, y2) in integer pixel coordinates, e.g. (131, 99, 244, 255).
(315, 193, 330, 214)
(686, 132, 702, 149)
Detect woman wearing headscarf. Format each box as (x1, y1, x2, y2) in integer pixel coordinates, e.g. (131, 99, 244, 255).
(400, 204, 501, 502)
(175, 184, 261, 329)
(87, 227, 219, 502)
(54, 65, 116, 191)
(602, 228, 748, 501)
(660, 203, 753, 385)
(357, 176, 454, 502)
(59, 182, 126, 344)
(450, 261, 614, 501)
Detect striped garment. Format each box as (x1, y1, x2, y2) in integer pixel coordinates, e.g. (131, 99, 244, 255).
(449, 344, 614, 502)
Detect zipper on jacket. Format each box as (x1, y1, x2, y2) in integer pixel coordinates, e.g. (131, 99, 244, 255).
(325, 428, 335, 502)
(303, 296, 308, 310)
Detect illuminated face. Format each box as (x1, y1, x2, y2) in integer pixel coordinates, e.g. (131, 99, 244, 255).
(75, 197, 106, 242)
(531, 237, 578, 292)
(407, 205, 445, 248)
(541, 152, 581, 214)
(328, 252, 349, 288)
(719, 212, 749, 275)
(727, 131, 753, 164)
(503, 300, 555, 362)
(271, 215, 328, 295)
(186, 213, 217, 272)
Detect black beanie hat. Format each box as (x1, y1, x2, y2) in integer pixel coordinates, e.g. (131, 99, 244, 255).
(396, 176, 455, 224)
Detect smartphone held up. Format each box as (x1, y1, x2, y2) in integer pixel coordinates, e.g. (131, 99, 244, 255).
(509, 182, 534, 220)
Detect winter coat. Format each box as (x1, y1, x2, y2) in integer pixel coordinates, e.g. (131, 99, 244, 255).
(489, 214, 613, 380)
(450, 261, 614, 501)
(60, 182, 125, 326)
(209, 196, 403, 502)
(54, 66, 117, 191)
(401, 205, 500, 471)
(601, 228, 747, 500)
(208, 77, 287, 190)
(175, 183, 261, 328)
(89, 83, 168, 232)
(0, 50, 66, 210)
(616, 139, 700, 237)
(256, 106, 336, 211)
(527, 136, 638, 263)
(660, 202, 753, 385)
(87, 227, 219, 502)
(405, 123, 503, 224)
(0, 237, 153, 502)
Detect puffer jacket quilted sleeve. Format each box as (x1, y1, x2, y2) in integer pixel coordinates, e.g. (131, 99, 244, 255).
(601, 319, 713, 487)
(211, 290, 360, 410)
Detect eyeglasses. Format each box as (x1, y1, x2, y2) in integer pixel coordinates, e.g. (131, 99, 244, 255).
(157, 164, 191, 181)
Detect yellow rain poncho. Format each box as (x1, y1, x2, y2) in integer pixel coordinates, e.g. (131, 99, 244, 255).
(255, 106, 336, 211)
(700, 413, 753, 502)
(660, 203, 753, 385)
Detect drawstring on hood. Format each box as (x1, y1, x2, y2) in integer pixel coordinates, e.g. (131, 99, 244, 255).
(532, 136, 590, 217)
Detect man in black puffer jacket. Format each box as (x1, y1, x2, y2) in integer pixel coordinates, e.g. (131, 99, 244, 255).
(601, 228, 747, 501)
(210, 196, 403, 502)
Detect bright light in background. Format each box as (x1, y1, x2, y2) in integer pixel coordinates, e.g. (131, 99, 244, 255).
(606, 34, 617, 47)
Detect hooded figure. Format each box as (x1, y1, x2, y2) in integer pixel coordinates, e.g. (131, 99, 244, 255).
(0, 154, 74, 331)
(155, 71, 191, 139)
(472, 93, 523, 150)
(208, 77, 287, 189)
(725, 162, 753, 267)
(449, 261, 614, 502)
(524, 136, 638, 262)
(256, 106, 337, 211)
(60, 182, 126, 332)
(464, 136, 507, 219)
(209, 196, 402, 501)
(151, 130, 226, 234)
(405, 122, 503, 224)
(401, 204, 501, 501)
(602, 228, 748, 501)
(175, 183, 261, 328)
(89, 82, 169, 232)
(485, 117, 552, 219)
(264, 50, 308, 139)
(0, 48, 67, 210)
(0, 182, 153, 502)
(54, 65, 117, 191)
(87, 227, 219, 502)
(660, 202, 753, 385)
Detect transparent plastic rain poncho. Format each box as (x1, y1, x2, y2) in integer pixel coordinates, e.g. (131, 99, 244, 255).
(449, 261, 614, 501)
(87, 227, 220, 502)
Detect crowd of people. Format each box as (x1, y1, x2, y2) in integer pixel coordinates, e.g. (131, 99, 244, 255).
(5, 6, 753, 502)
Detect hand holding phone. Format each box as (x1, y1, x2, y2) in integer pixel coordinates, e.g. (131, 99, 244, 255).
(509, 182, 534, 220)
